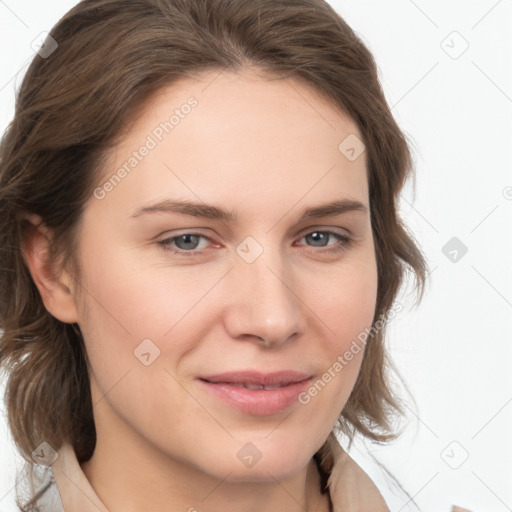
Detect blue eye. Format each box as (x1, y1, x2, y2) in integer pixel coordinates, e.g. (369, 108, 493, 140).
(304, 231, 340, 247)
(302, 231, 352, 252)
(159, 233, 209, 252)
(158, 230, 352, 255)
(172, 234, 204, 250)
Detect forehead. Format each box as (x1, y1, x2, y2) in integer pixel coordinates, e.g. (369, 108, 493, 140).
(93, 68, 368, 218)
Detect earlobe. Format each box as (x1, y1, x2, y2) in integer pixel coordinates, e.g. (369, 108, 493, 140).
(20, 213, 79, 324)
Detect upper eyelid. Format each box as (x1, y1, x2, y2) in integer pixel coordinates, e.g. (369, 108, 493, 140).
(296, 225, 352, 238)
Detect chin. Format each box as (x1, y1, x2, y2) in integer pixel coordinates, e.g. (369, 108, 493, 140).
(220, 459, 309, 484)
(198, 438, 315, 483)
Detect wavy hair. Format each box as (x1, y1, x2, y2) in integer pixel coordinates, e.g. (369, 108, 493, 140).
(0, 0, 427, 508)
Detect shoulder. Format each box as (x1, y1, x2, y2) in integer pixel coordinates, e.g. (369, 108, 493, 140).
(319, 433, 474, 512)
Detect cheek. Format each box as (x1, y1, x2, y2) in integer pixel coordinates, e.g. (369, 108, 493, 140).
(314, 255, 378, 349)
(76, 247, 191, 343)
(304, 255, 378, 402)
(73, 242, 226, 406)
(290, 251, 378, 416)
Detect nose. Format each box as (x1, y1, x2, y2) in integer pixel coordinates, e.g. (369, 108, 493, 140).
(223, 243, 306, 348)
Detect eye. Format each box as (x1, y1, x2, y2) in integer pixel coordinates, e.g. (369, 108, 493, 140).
(157, 229, 353, 256)
(158, 233, 212, 254)
(297, 230, 353, 253)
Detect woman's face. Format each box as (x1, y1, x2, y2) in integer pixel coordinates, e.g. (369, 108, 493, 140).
(72, 68, 378, 481)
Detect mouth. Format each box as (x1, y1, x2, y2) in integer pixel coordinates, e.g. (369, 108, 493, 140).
(202, 382, 295, 390)
(197, 370, 313, 415)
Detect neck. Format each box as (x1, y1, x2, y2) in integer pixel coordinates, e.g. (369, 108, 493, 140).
(81, 436, 330, 512)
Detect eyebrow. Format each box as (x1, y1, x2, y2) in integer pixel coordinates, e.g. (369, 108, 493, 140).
(130, 198, 368, 222)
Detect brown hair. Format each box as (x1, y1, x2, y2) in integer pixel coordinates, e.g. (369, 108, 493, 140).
(0, 0, 426, 507)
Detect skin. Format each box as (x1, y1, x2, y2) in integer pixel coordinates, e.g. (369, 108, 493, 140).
(23, 67, 378, 512)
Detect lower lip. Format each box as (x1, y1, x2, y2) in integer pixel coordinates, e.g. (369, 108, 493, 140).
(199, 379, 312, 415)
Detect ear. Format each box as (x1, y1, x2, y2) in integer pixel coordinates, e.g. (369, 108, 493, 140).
(20, 213, 79, 324)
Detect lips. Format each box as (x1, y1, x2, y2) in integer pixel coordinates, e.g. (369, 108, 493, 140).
(197, 370, 312, 415)
(215, 382, 289, 390)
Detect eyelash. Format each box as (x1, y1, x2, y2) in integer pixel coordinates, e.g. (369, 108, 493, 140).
(157, 230, 353, 256)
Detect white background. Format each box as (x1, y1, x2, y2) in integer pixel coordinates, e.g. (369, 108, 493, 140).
(0, 1, 511, 511)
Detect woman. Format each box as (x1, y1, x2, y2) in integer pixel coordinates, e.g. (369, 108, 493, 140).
(0, 0, 470, 510)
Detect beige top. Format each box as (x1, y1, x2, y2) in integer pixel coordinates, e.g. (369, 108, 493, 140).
(39, 432, 472, 512)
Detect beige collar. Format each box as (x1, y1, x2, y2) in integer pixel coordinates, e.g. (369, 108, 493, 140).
(316, 432, 390, 512)
(51, 443, 108, 512)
